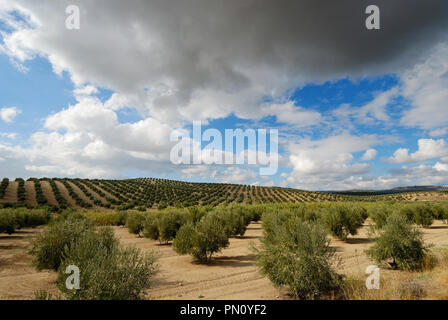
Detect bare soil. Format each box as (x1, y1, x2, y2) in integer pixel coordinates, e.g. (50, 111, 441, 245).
(1, 221, 447, 300)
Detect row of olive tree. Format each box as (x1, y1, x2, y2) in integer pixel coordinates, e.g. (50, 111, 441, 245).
(29, 212, 158, 300)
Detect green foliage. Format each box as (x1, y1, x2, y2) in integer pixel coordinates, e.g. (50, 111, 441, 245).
(125, 213, 145, 236)
(0, 178, 9, 198)
(29, 212, 158, 300)
(0, 212, 16, 234)
(0, 208, 50, 235)
(319, 205, 366, 240)
(413, 204, 434, 228)
(218, 208, 248, 237)
(366, 213, 428, 270)
(114, 210, 128, 226)
(48, 179, 70, 209)
(173, 214, 229, 262)
(368, 204, 395, 229)
(186, 206, 207, 224)
(172, 222, 195, 255)
(158, 210, 186, 243)
(29, 214, 94, 271)
(143, 213, 160, 240)
(256, 212, 342, 299)
(29, 178, 48, 206)
(82, 210, 120, 226)
(57, 227, 158, 300)
(16, 178, 26, 202)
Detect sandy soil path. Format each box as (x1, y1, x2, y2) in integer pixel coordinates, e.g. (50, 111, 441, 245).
(0, 220, 447, 300)
(113, 222, 281, 300)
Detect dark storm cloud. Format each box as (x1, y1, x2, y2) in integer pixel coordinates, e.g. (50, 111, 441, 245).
(5, 0, 448, 120)
(95, 0, 448, 78)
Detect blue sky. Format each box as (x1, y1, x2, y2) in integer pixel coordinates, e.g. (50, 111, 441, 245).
(1, 1, 448, 190)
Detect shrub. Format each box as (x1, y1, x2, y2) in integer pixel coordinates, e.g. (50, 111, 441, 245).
(0, 209, 50, 234)
(126, 213, 145, 236)
(16, 178, 26, 202)
(29, 215, 94, 271)
(173, 214, 229, 262)
(413, 204, 434, 228)
(143, 213, 160, 240)
(157, 202, 167, 210)
(432, 204, 448, 223)
(81, 210, 118, 226)
(320, 205, 365, 240)
(0, 212, 17, 234)
(0, 178, 9, 198)
(368, 204, 394, 229)
(114, 211, 129, 226)
(56, 227, 158, 300)
(255, 213, 342, 299)
(186, 206, 207, 224)
(220, 209, 248, 237)
(158, 211, 185, 244)
(366, 213, 428, 270)
(172, 222, 195, 255)
(13, 209, 50, 229)
(248, 205, 264, 222)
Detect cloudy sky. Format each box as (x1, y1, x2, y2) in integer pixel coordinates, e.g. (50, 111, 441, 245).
(1, 0, 448, 190)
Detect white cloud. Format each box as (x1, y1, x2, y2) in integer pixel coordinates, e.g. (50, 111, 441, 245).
(0, 132, 17, 139)
(400, 43, 448, 129)
(2, 1, 446, 128)
(331, 87, 398, 127)
(181, 165, 257, 184)
(434, 162, 448, 172)
(429, 128, 447, 137)
(259, 101, 322, 128)
(361, 148, 377, 161)
(388, 138, 448, 163)
(286, 133, 379, 190)
(357, 87, 399, 123)
(218, 167, 258, 184)
(0, 107, 21, 123)
(1, 1, 448, 188)
(73, 85, 99, 96)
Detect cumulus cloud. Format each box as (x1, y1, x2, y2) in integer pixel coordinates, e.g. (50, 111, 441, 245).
(1, 0, 448, 188)
(0, 107, 21, 123)
(286, 133, 380, 190)
(259, 101, 322, 128)
(361, 149, 378, 161)
(388, 139, 448, 163)
(181, 165, 257, 184)
(400, 44, 448, 129)
(1, 0, 448, 126)
(429, 128, 447, 138)
(0, 132, 17, 139)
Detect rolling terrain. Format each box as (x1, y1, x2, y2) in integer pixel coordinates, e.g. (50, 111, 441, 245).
(1, 177, 448, 210)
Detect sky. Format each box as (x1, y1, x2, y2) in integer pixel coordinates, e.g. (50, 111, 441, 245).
(0, 0, 448, 191)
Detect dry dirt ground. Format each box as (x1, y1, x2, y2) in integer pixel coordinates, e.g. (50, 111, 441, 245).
(1, 221, 448, 300)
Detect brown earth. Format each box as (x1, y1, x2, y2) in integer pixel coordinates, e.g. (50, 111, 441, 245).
(66, 181, 95, 207)
(23, 181, 37, 206)
(0, 181, 17, 204)
(54, 180, 77, 207)
(0, 228, 57, 300)
(1, 221, 447, 300)
(40, 181, 59, 206)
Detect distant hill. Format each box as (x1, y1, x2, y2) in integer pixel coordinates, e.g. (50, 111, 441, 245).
(0, 177, 346, 210)
(1, 178, 447, 210)
(329, 185, 448, 196)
